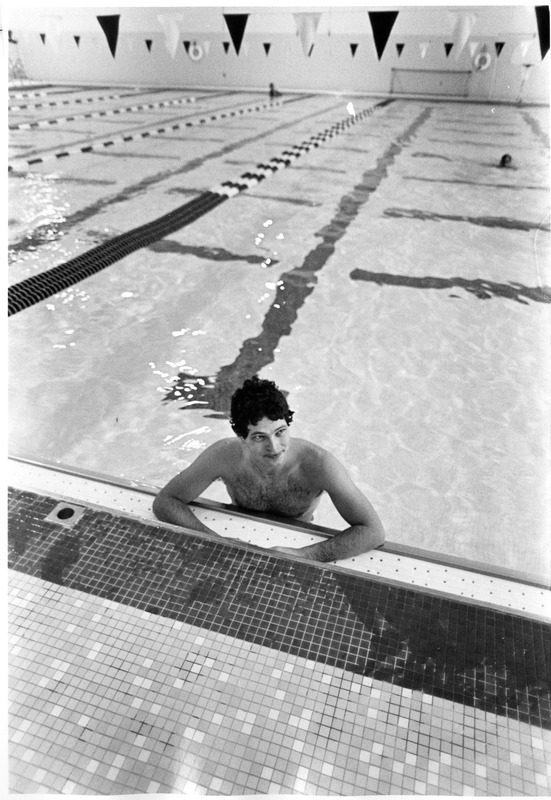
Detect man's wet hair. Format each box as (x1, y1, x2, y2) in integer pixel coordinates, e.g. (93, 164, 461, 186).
(230, 376, 294, 438)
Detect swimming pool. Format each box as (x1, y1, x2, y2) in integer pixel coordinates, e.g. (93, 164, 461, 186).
(8, 86, 551, 580)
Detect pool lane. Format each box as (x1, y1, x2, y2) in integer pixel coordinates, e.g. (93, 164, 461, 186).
(8, 91, 551, 580)
(8, 92, 338, 269)
(10, 93, 378, 288)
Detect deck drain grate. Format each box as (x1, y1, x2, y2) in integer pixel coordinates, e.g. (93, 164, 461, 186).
(44, 502, 86, 528)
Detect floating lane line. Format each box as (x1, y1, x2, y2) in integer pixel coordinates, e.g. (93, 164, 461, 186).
(8, 87, 169, 110)
(210, 103, 378, 198)
(8, 101, 385, 315)
(8, 99, 283, 172)
(10, 95, 198, 130)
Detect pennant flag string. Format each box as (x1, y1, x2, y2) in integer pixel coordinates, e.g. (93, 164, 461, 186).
(368, 10, 399, 60)
(96, 14, 120, 58)
(223, 13, 248, 55)
(535, 6, 550, 60)
(294, 13, 321, 57)
(452, 12, 477, 60)
(157, 14, 180, 60)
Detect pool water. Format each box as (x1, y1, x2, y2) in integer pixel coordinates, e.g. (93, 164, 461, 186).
(8, 86, 551, 580)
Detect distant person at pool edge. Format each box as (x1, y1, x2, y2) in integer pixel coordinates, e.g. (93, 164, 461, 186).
(153, 377, 385, 562)
(269, 82, 281, 98)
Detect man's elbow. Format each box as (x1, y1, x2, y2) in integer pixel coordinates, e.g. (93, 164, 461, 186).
(365, 520, 385, 550)
(152, 492, 171, 521)
(372, 526, 385, 549)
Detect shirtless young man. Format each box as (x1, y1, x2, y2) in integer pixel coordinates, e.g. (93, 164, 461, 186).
(153, 377, 385, 563)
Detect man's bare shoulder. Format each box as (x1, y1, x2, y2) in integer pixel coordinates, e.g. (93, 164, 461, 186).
(292, 438, 334, 472)
(203, 437, 242, 466)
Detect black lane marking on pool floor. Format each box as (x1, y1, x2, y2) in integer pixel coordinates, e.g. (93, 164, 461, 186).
(147, 240, 280, 267)
(403, 176, 549, 192)
(384, 207, 551, 233)
(8, 101, 387, 315)
(521, 111, 550, 147)
(8, 97, 343, 256)
(8, 487, 551, 730)
(164, 102, 424, 415)
(350, 269, 551, 305)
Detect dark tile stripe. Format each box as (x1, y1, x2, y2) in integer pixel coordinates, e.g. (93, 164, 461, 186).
(8, 487, 551, 730)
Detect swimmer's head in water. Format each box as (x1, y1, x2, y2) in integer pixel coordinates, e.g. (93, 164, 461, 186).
(499, 154, 513, 167)
(230, 376, 294, 438)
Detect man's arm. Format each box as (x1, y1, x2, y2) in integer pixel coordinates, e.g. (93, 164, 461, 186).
(152, 441, 230, 536)
(272, 452, 385, 562)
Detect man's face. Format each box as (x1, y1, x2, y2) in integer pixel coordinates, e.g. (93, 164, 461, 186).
(244, 417, 290, 469)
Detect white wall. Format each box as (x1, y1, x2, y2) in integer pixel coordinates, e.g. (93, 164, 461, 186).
(6, 5, 550, 104)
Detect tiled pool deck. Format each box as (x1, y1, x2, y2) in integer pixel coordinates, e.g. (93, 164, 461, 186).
(8, 482, 551, 796)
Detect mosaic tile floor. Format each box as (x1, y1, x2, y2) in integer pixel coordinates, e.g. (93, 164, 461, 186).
(8, 488, 551, 795)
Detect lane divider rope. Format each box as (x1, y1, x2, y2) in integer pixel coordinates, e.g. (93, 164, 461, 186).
(8, 99, 283, 172)
(9, 89, 153, 110)
(8, 100, 387, 316)
(210, 103, 379, 198)
(10, 95, 198, 129)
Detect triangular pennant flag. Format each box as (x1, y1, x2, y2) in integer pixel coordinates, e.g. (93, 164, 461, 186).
(40, 33, 46, 44)
(263, 42, 271, 56)
(452, 12, 477, 60)
(294, 13, 322, 57)
(74, 35, 80, 47)
(42, 16, 62, 55)
(157, 14, 180, 59)
(97, 14, 120, 58)
(146, 39, 152, 53)
(368, 10, 399, 60)
(495, 42, 505, 57)
(420, 42, 430, 59)
(444, 42, 453, 57)
(223, 41, 230, 54)
(350, 43, 358, 57)
(223, 13, 248, 55)
(511, 39, 533, 64)
(535, 6, 550, 61)
(183, 40, 190, 53)
(396, 43, 404, 57)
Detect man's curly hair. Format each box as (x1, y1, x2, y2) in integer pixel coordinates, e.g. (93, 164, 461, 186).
(230, 376, 294, 439)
